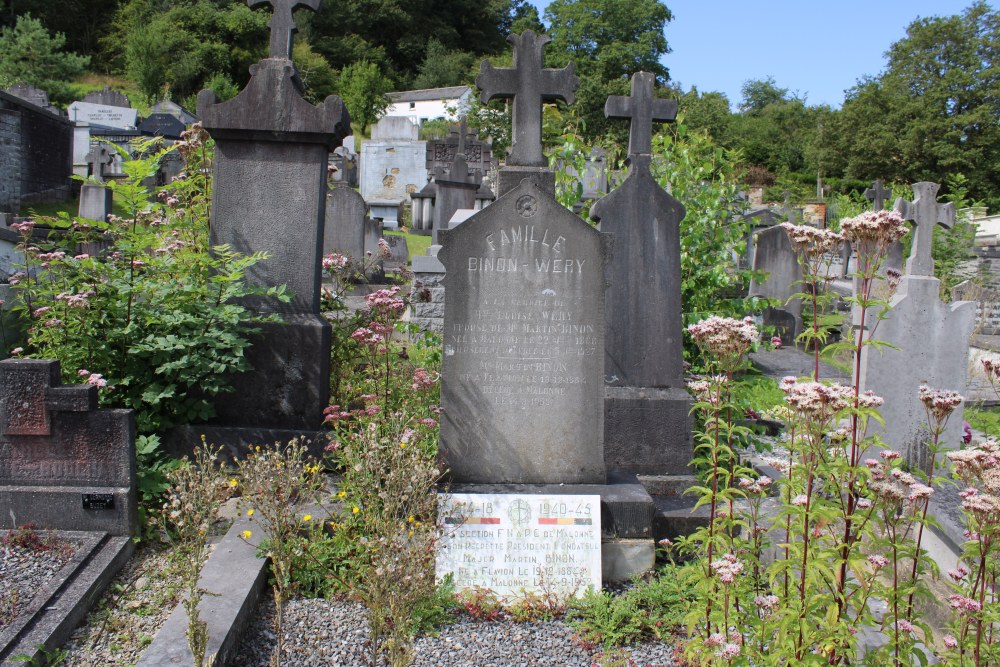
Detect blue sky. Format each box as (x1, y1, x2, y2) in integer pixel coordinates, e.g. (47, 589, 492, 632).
(529, 1, 983, 108)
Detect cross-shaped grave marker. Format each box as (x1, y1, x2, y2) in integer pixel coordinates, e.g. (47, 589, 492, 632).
(476, 30, 578, 168)
(605, 72, 676, 156)
(894, 181, 955, 277)
(865, 179, 891, 212)
(84, 145, 114, 182)
(248, 0, 321, 60)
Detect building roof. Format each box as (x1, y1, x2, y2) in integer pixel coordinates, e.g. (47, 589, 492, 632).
(387, 86, 471, 103)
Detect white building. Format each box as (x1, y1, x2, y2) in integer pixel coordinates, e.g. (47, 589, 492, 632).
(385, 86, 473, 125)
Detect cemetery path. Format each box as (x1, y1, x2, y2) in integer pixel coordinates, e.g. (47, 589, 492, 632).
(234, 595, 680, 667)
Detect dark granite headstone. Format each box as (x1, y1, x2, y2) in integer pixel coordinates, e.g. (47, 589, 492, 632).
(325, 183, 367, 266)
(749, 224, 803, 341)
(477, 30, 578, 195)
(139, 113, 187, 140)
(83, 86, 131, 108)
(191, 0, 349, 441)
(438, 178, 609, 484)
(589, 72, 691, 476)
(431, 122, 482, 245)
(0, 359, 137, 536)
(425, 118, 492, 177)
(5, 84, 56, 113)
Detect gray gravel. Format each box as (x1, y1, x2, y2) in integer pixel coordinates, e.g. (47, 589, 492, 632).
(1, 535, 76, 628)
(233, 595, 679, 667)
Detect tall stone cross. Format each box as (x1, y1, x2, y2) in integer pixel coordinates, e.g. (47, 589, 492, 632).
(605, 72, 676, 156)
(864, 179, 890, 211)
(894, 181, 955, 277)
(248, 0, 321, 60)
(476, 30, 578, 168)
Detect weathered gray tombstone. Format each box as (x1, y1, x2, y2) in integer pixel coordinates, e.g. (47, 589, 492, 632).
(324, 183, 367, 267)
(83, 86, 131, 108)
(78, 145, 114, 222)
(588, 71, 692, 477)
(581, 146, 608, 200)
(425, 117, 492, 177)
(857, 182, 976, 470)
(431, 121, 482, 246)
(749, 224, 804, 343)
(0, 359, 137, 537)
(188, 0, 350, 451)
(476, 30, 578, 196)
(437, 32, 656, 589)
(360, 117, 426, 226)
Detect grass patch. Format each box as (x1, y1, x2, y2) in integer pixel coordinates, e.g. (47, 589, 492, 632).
(967, 407, 1000, 438)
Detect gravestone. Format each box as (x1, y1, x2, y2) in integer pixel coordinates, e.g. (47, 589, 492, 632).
(581, 146, 608, 200)
(324, 182, 367, 267)
(426, 118, 492, 177)
(67, 101, 137, 129)
(186, 0, 349, 450)
(749, 224, 803, 343)
(360, 117, 426, 226)
(83, 87, 131, 108)
(857, 182, 976, 471)
(78, 145, 114, 222)
(0, 359, 137, 536)
(476, 30, 578, 195)
(589, 71, 692, 476)
(5, 83, 58, 114)
(439, 177, 609, 484)
(431, 121, 482, 246)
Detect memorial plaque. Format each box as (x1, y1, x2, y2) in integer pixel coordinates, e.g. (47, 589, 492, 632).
(438, 178, 609, 484)
(436, 493, 601, 599)
(82, 493, 115, 510)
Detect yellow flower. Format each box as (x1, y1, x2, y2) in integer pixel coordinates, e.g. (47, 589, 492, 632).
(337, 490, 347, 498)
(247, 509, 254, 517)
(399, 442, 407, 448)
(352, 506, 360, 514)
(242, 530, 252, 540)
(407, 515, 415, 523)
(302, 514, 312, 522)
(229, 479, 238, 488)
(329, 521, 338, 530)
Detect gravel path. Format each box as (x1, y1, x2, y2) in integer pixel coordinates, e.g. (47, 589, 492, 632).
(1, 533, 76, 628)
(234, 595, 680, 667)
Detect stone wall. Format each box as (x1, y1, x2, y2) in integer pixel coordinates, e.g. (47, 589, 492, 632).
(411, 270, 444, 332)
(0, 91, 74, 213)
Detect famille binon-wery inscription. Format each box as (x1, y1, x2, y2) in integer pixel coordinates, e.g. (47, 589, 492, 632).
(438, 179, 610, 485)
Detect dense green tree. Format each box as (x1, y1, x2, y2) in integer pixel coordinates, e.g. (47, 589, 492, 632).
(0, 14, 89, 103)
(293, 41, 338, 103)
(3, 0, 116, 67)
(337, 60, 392, 134)
(509, 0, 544, 35)
(412, 40, 478, 90)
(829, 2, 1000, 207)
(677, 87, 732, 145)
(116, 0, 266, 103)
(541, 0, 672, 141)
(309, 0, 515, 87)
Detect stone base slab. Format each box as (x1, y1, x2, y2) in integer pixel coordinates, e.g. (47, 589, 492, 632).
(604, 386, 693, 476)
(0, 484, 136, 537)
(602, 538, 655, 583)
(448, 469, 654, 540)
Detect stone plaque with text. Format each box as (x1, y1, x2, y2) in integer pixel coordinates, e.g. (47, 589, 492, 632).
(436, 493, 601, 598)
(438, 178, 608, 484)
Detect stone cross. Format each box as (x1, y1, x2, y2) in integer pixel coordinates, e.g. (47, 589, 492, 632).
(248, 0, 321, 60)
(476, 30, 578, 168)
(85, 145, 114, 182)
(894, 181, 955, 277)
(605, 72, 676, 156)
(865, 179, 890, 211)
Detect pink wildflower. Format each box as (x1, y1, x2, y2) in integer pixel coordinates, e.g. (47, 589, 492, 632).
(944, 635, 958, 648)
(840, 210, 908, 246)
(687, 316, 759, 363)
(918, 385, 964, 421)
(868, 554, 888, 569)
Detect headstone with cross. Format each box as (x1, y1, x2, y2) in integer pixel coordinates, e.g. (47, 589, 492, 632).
(187, 0, 350, 455)
(895, 181, 955, 277)
(589, 71, 692, 476)
(857, 179, 975, 472)
(477, 29, 578, 194)
(430, 120, 482, 246)
(864, 179, 890, 211)
(248, 0, 320, 59)
(85, 145, 114, 183)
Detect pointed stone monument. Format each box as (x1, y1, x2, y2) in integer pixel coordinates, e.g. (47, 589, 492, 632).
(857, 182, 976, 470)
(588, 72, 693, 478)
(436, 34, 656, 594)
(188, 0, 350, 452)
